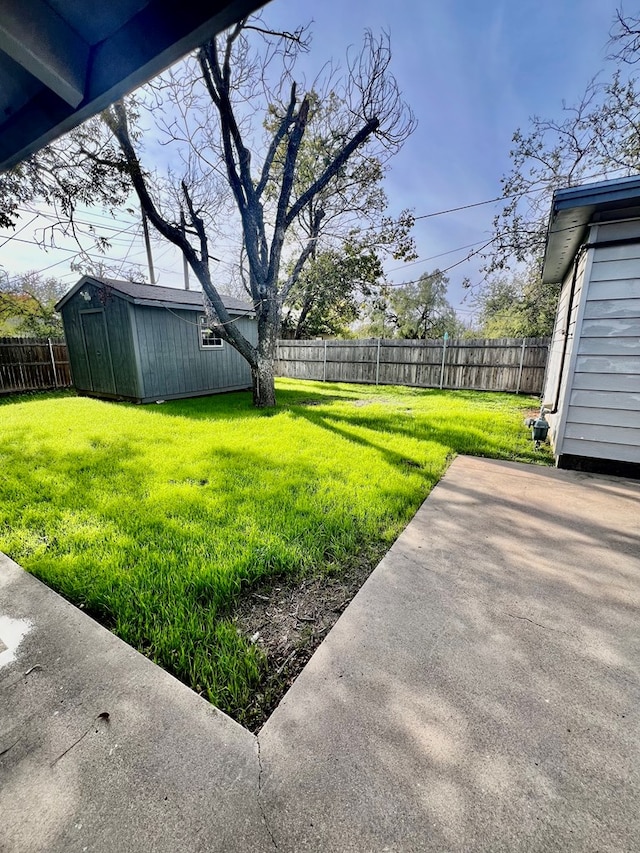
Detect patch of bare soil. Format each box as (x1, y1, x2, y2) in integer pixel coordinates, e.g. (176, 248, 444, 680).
(235, 556, 378, 733)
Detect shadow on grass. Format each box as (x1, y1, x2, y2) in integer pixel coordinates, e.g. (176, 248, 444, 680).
(0, 383, 546, 724)
(134, 381, 545, 466)
(0, 401, 436, 723)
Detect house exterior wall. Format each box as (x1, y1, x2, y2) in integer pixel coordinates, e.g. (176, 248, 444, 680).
(558, 220, 640, 465)
(542, 246, 589, 448)
(60, 281, 140, 398)
(133, 305, 255, 401)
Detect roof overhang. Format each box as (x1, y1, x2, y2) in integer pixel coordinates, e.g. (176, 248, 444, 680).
(0, 0, 266, 172)
(542, 175, 640, 283)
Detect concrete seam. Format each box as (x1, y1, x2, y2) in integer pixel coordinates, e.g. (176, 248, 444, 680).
(256, 735, 278, 850)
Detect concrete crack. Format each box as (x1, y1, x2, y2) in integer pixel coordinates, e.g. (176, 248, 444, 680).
(51, 728, 91, 766)
(256, 735, 278, 851)
(0, 738, 21, 758)
(505, 612, 571, 636)
(50, 711, 110, 767)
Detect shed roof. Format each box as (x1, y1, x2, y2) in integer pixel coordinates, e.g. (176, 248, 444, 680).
(542, 175, 640, 283)
(55, 276, 254, 315)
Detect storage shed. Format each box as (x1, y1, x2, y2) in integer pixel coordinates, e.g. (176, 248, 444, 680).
(55, 276, 256, 402)
(541, 176, 640, 475)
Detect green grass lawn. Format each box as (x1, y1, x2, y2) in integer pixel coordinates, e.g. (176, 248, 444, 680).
(0, 379, 551, 723)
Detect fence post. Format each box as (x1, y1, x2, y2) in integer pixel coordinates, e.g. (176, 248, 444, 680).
(323, 340, 327, 382)
(48, 338, 59, 388)
(375, 338, 381, 385)
(439, 334, 448, 389)
(516, 337, 527, 395)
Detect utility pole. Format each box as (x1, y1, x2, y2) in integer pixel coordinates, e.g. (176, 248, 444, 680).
(141, 209, 155, 284)
(180, 209, 190, 290)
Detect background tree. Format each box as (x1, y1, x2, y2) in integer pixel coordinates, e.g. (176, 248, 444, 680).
(281, 241, 381, 338)
(487, 72, 640, 274)
(102, 17, 415, 406)
(0, 271, 66, 337)
(471, 266, 561, 338)
(363, 269, 457, 339)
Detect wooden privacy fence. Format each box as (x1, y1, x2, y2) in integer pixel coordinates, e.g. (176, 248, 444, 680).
(277, 337, 550, 395)
(1, 335, 550, 396)
(0, 337, 71, 394)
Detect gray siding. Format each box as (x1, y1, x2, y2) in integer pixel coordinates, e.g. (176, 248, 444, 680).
(60, 292, 92, 392)
(561, 221, 640, 464)
(134, 305, 254, 400)
(560, 438, 640, 464)
(103, 291, 139, 397)
(543, 248, 588, 445)
(60, 281, 139, 397)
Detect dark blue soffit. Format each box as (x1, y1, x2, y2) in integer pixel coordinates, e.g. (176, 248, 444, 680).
(542, 175, 640, 283)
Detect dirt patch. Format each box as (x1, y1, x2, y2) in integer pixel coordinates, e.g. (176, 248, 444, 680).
(235, 556, 378, 733)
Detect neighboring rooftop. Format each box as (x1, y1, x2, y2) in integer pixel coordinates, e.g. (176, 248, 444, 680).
(542, 174, 640, 284)
(55, 276, 254, 315)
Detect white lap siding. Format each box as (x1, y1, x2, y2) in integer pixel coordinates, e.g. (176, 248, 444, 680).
(561, 221, 640, 464)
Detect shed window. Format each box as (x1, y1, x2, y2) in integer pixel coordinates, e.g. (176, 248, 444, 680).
(199, 317, 223, 349)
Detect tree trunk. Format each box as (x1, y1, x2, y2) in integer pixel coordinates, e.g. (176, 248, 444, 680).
(250, 292, 281, 407)
(251, 354, 277, 407)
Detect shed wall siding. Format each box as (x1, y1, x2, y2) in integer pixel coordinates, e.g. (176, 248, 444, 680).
(135, 306, 253, 399)
(562, 223, 640, 464)
(61, 296, 92, 391)
(60, 281, 138, 396)
(103, 291, 139, 398)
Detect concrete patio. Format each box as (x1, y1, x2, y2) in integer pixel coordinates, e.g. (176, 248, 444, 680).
(1, 456, 639, 851)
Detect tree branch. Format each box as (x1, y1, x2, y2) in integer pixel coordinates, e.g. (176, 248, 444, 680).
(255, 84, 298, 198)
(102, 102, 257, 364)
(285, 117, 379, 228)
(280, 207, 325, 302)
(181, 180, 208, 267)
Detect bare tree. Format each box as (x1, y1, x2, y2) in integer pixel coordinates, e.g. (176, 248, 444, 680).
(488, 81, 611, 272)
(488, 7, 640, 275)
(609, 8, 640, 63)
(102, 17, 415, 406)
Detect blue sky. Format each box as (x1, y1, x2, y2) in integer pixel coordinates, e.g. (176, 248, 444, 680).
(264, 0, 624, 316)
(0, 0, 626, 321)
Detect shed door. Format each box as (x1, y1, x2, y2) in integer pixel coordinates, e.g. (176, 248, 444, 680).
(81, 311, 116, 394)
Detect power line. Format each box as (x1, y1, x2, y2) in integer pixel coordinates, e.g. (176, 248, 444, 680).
(0, 214, 40, 249)
(11, 161, 637, 246)
(113, 224, 143, 280)
(383, 238, 490, 275)
(0, 236, 181, 288)
(16, 205, 139, 232)
(413, 196, 507, 221)
(1, 212, 589, 294)
(380, 238, 497, 289)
